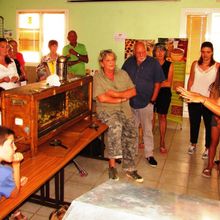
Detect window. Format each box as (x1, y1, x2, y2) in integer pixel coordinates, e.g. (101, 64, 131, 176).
(186, 15, 207, 73)
(210, 13, 220, 61)
(17, 10, 67, 64)
(180, 8, 220, 117)
(180, 8, 220, 73)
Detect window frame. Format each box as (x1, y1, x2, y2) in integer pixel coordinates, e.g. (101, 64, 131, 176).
(180, 8, 220, 73)
(180, 8, 220, 117)
(16, 9, 69, 66)
(179, 8, 220, 39)
(180, 8, 220, 50)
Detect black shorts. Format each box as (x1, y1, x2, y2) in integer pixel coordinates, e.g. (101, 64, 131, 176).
(154, 88, 172, 114)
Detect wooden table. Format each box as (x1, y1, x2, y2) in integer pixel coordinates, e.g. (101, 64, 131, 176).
(0, 117, 108, 219)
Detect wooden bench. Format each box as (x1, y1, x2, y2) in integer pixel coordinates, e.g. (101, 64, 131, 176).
(0, 117, 108, 219)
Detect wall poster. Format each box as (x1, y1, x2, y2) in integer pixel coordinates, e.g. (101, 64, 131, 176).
(158, 38, 188, 124)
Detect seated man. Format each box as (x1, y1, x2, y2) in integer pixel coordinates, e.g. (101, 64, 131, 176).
(0, 126, 27, 199)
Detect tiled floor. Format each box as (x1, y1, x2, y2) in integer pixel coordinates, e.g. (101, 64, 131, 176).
(18, 118, 220, 219)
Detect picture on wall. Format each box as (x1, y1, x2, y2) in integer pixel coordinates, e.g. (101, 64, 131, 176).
(158, 38, 188, 124)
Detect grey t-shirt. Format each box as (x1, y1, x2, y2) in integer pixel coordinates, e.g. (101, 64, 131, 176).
(93, 68, 135, 119)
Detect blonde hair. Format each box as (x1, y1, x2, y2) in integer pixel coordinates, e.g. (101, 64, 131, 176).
(98, 49, 117, 63)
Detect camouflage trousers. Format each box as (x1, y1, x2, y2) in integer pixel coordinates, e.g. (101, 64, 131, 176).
(97, 111, 137, 171)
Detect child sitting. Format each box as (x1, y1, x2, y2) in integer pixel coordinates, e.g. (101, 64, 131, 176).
(0, 126, 27, 199)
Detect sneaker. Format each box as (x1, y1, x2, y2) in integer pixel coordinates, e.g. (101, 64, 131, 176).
(108, 167, 119, 181)
(146, 156, 157, 167)
(126, 170, 144, 183)
(188, 145, 196, 155)
(202, 149, 208, 159)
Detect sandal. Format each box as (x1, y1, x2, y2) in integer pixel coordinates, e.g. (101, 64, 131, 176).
(139, 143, 144, 149)
(215, 160, 220, 165)
(9, 210, 28, 220)
(213, 160, 220, 171)
(202, 168, 212, 178)
(160, 147, 167, 154)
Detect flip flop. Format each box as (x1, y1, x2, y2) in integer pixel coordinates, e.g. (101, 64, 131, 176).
(160, 147, 167, 154)
(9, 210, 28, 220)
(139, 143, 144, 149)
(214, 160, 220, 165)
(215, 160, 220, 171)
(202, 168, 212, 178)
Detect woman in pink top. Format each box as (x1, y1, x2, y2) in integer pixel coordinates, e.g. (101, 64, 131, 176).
(8, 39, 27, 81)
(187, 41, 220, 159)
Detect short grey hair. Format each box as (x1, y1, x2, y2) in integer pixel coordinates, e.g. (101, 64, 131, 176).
(98, 49, 117, 63)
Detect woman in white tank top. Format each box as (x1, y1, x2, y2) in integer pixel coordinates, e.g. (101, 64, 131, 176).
(187, 41, 220, 158)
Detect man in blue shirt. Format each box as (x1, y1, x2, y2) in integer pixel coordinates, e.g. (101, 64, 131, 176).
(122, 41, 165, 167)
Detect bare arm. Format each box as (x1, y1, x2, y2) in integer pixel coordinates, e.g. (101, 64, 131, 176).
(20, 66, 27, 80)
(187, 61, 196, 91)
(10, 152, 23, 198)
(176, 86, 220, 116)
(203, 97, 220, 116)
(69, 49, 89, 63)
(161, 63, 174, 87)
(67, 60, 81, 67)
(10, 76, 19, 83)
(78, 54, 89, 63)
(0, 76, 10, 83)
(105, 87, 136, 99)
(151, 82, 161, 101)
(97, 93, 125, 104)
(97, 87, 136, 104)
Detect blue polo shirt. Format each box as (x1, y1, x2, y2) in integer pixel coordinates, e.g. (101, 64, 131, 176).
(122, 56, 165, 109)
